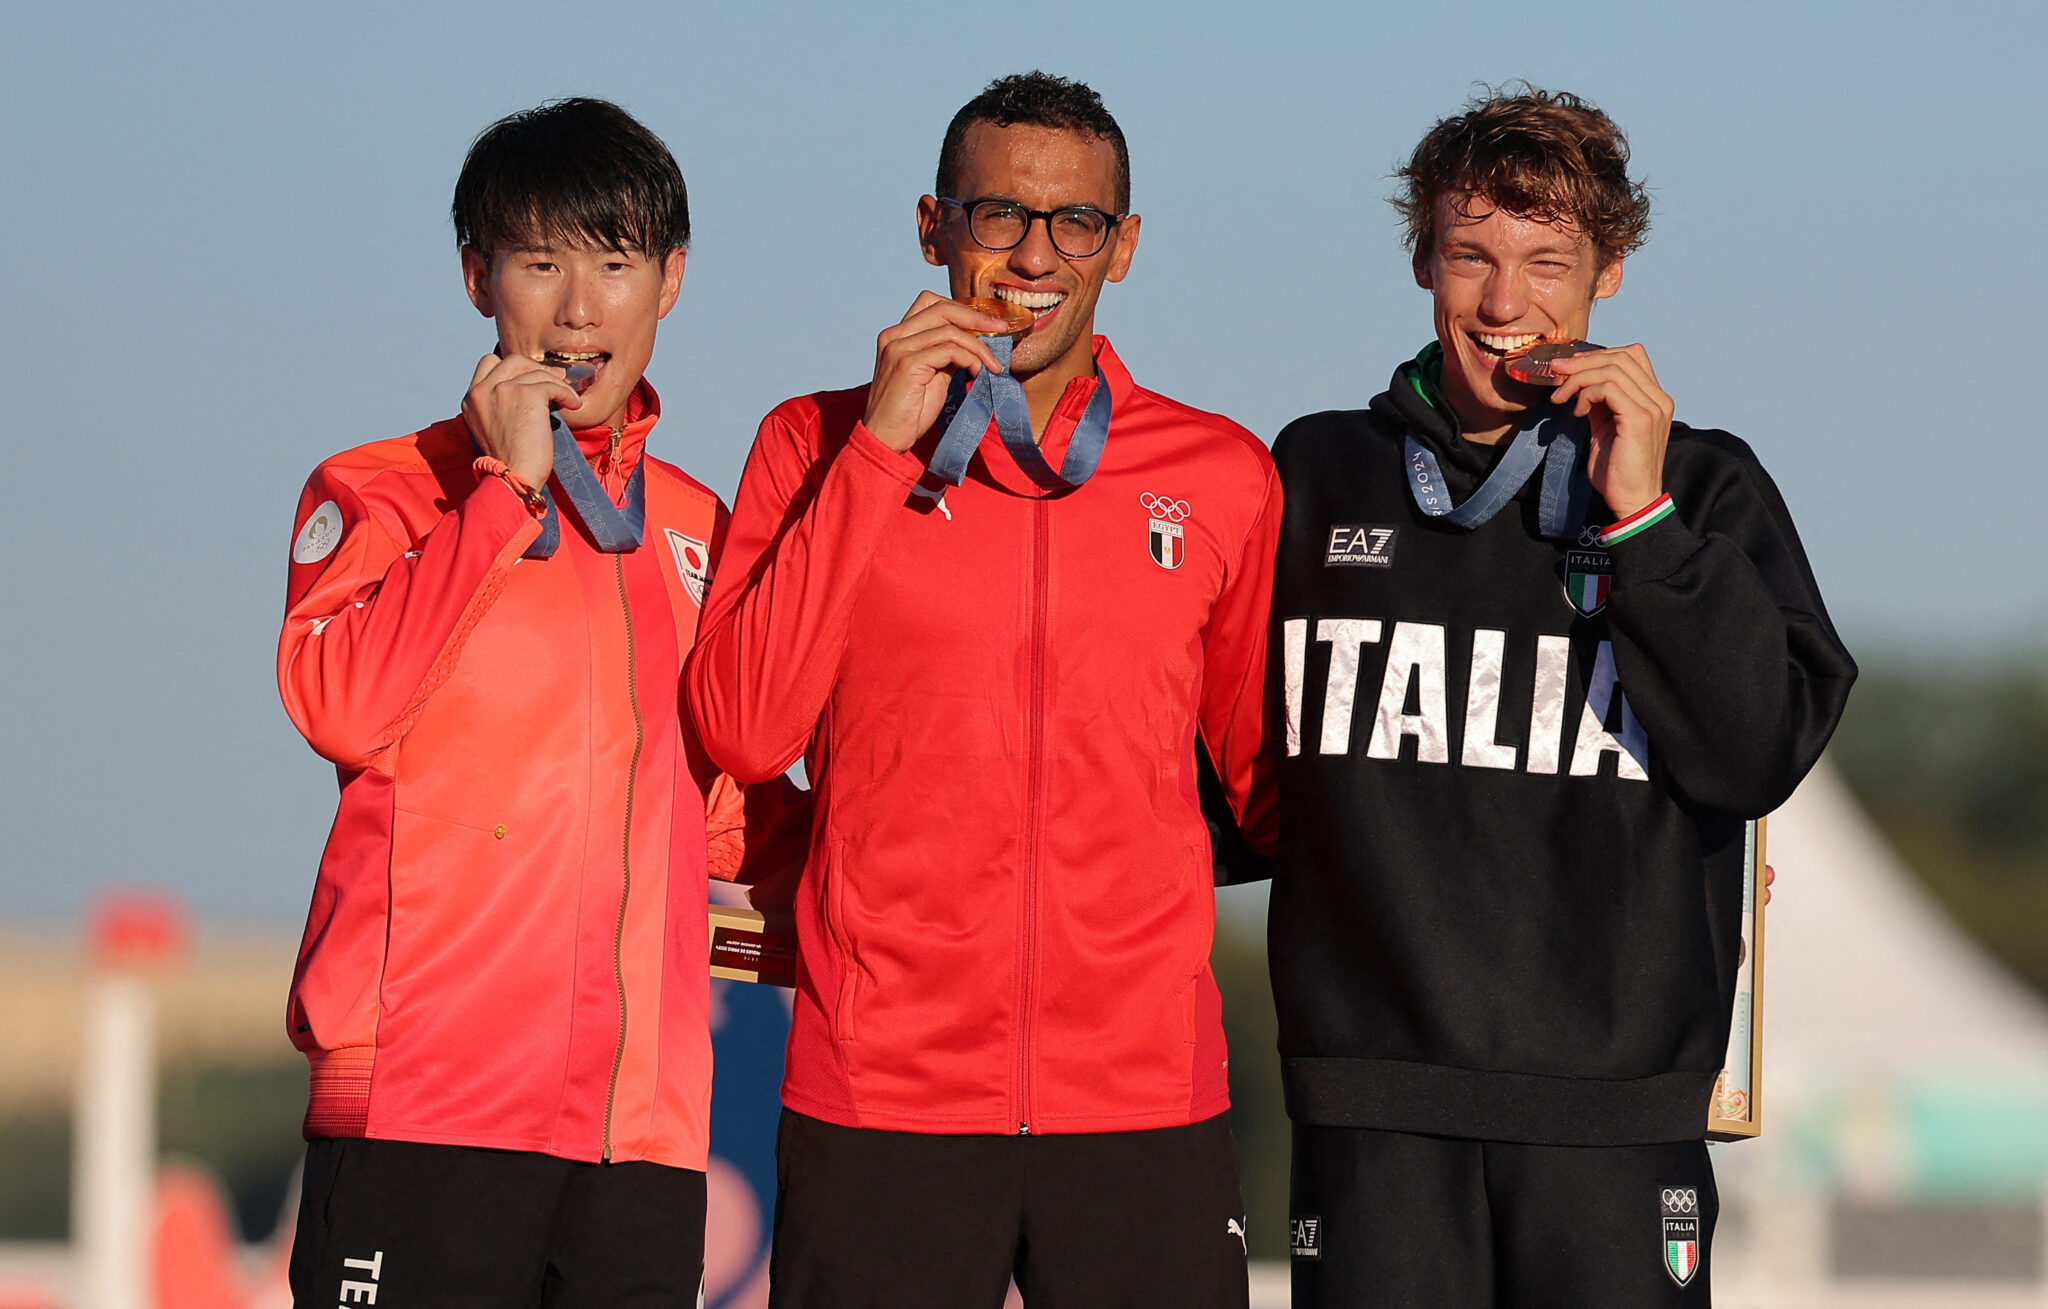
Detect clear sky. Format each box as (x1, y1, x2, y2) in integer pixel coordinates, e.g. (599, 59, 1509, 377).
(2, 0, 2041, 919)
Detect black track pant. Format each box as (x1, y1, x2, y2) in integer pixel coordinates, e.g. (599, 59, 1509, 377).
(768, 1109, 1249, 1309)
(1290, 1124, 1717, 1309)
(288, 1137, 706, 1308)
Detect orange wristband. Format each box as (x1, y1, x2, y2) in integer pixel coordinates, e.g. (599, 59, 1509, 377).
(473, 456, 548, 518)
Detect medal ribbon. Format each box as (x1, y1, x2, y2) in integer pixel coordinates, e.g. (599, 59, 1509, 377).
(523, 412, 647, 558)
(914, 333, 1112, 500)
(1404, 407, 1592, 538)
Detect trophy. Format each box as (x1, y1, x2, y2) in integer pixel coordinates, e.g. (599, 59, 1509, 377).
(708, 904, 797, 988)
(1707, 818, 1767, 1140)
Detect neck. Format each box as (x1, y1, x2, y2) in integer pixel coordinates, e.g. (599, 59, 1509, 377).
(1017, 331, 1098, 441)
(1445, 390, 1523, 447)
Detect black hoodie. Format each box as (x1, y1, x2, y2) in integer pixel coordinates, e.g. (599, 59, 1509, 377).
(1263, 348, 1856, 1145)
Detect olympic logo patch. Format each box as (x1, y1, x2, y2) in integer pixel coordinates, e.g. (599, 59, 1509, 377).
(1141, 492, 1191, 571)
(1661, 1186, 1701, 1286)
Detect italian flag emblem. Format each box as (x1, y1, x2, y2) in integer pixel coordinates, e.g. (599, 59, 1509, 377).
(1661, 1186, 1702, 1287)
(1563, 548, 1612, 617)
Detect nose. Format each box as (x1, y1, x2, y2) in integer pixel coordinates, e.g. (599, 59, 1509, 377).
(1005, 214, 1063, 280)
(1478, 266, 1528, 326)
(557, 265, 600, 330)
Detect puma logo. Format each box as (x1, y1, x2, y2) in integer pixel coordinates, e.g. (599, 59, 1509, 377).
(1227, 1217, 1247, 1255)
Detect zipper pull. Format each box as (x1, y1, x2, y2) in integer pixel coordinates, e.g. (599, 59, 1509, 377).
(937, 492, 952, 522)
(1017, 1121, 1031, 1136)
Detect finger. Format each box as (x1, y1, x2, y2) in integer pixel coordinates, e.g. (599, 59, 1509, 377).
(886, 324, 1003, 376)
(901, 289, 949, 322)
(1551, 367, 1659, 422)
(470, 353, 502, 391)
(903, 296, 1012, 336)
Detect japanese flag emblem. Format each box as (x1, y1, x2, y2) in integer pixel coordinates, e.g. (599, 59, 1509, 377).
(665, 530, 712, 606)
(1142, 492, 1190, 571)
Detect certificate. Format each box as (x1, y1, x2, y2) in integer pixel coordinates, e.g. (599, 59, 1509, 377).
(1707, 818, 1765, 1140)
(708, 904, 798, 988)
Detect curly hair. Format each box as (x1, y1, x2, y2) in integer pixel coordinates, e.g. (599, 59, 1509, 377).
(1395, 84, 1650, 265)
(937, 71, 1130, 213)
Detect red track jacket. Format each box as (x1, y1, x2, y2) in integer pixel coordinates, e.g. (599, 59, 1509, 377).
(278, 383, 799, 1170)
(687, 339, 1280, 1135)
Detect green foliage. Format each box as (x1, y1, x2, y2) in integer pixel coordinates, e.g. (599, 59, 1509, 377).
(1829, 662, 2048, 997)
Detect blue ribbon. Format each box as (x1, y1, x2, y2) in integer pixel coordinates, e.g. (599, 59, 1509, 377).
(914, 334, 1112, 500)
(523, 412, 647, 558)
(1403, 408, 1592, 538)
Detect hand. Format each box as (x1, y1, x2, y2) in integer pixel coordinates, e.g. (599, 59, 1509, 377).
(1764, 863, 1774, 906)
(861, 292, 1009, 453)
(462, 351, 583, 490)
(1547, 343, 1674, 520)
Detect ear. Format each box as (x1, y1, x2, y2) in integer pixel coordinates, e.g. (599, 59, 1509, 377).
(1103, 212, 1141, 284)
(656, 248, 689, 319)
(917, 195, 947, 268)
(1413, 248, 1435, 292)
(461, 247, 496, 318)
(1594, 256, 1624, 301)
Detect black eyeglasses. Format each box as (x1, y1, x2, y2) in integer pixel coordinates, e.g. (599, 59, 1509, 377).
(939, 197, 1126, 259)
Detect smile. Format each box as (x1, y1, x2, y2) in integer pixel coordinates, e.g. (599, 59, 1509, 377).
(1470, 333, 1545, 359)
(995, 286, 1065, 318)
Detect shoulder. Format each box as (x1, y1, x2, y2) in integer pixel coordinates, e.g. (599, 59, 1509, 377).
(1665, 423, 1780, 503)
(759, 385, 871, 451)
(302, 417, 469, 499)
(1272, 408, 1387, 471)
(1124, 383, 1276, 481)
(642, 455, 726, 513)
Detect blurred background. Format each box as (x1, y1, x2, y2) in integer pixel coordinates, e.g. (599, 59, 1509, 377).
(2, 1, 2043, 1305)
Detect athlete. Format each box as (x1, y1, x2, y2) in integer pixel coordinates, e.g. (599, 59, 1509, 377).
(686, 71, 1278, 1308)
(1262, 87, 1856, 1306)
(276, 98, 801, 1307)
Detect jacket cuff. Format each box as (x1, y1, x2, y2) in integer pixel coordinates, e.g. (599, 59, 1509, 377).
(846, 422, 927, 487)
(463, 468, 546, 552)
(1606, 499, 1703, 589)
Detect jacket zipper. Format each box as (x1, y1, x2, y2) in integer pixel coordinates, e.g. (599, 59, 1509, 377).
(1018, 498, 1050, 1135)
(602, 546, 645, 1161)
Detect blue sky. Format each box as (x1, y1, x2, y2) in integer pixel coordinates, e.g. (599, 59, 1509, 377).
(2, 0, 2040, 919)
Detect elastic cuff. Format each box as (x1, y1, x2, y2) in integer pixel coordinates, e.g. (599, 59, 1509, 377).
(1599, 493, 1675, 546)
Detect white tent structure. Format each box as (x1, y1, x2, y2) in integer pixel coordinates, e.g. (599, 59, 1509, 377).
(1714, 763, 2048, 1307)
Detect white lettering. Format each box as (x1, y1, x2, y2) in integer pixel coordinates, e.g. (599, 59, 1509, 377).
(1315, 618, 1384, 755)
(1460, 629, 1518, 770)
(340, 1280, 378, 1304)
(341, 1253, 383, 1279)
(1366, 622, 1449, 763)
(1525, 636, 1572, 775)
(1568, 641, 1650, 780)
(1283, 619, 1308, 757)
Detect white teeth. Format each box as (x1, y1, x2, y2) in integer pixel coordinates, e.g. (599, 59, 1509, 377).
(995, 287, 1064, 310)
(544, 351, 604, 362)
(1475, 333, 1543, 352)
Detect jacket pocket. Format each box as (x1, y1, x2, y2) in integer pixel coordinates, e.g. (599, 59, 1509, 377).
(823, 840, 859, 1044)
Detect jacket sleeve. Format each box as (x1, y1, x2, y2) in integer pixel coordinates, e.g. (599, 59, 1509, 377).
(276, 461, 541, 770)
(683, 403, 923, 784)
(1195, 456, 1284, 867)
(1604, 431, 1857, 817)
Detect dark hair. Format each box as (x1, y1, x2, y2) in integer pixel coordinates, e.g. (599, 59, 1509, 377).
(1395, 83, 1650, 266)
(452, 98, 689, 264)
(937, 71, 1131, 213)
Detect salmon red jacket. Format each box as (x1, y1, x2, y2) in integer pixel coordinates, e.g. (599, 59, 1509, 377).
(686, 339, 1280, 1135)
(277, 382, 802, 1170)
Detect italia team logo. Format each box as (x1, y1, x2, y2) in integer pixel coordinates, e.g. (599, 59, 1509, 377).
(1564, 546, 1612, 616)
(1141, 492, 1190, 570)
(665, 529, 712, 606)
(1661, 1186, 1701, 1286)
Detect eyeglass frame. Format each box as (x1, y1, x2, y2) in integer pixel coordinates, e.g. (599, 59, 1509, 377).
(937, 196, 1129, 260)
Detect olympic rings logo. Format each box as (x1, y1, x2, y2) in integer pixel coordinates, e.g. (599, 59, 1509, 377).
(1140, 492, 1191, 522)
(1661, 1189, 1699, 1213)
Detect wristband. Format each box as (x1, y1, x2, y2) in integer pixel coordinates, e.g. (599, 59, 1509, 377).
(473, 456, 549, 519)
(1598, 493, 1674, 546)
